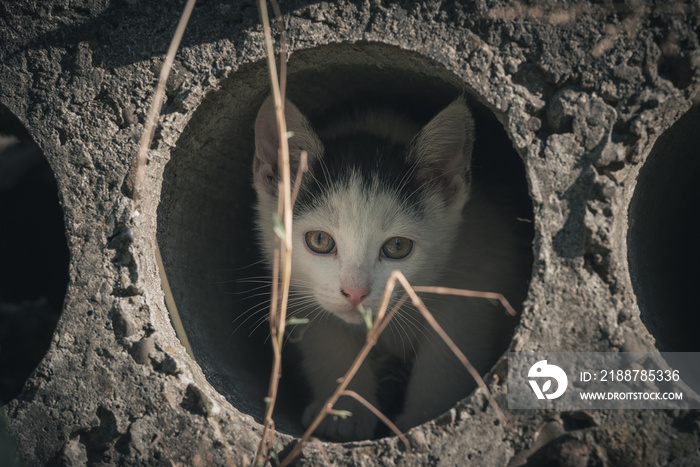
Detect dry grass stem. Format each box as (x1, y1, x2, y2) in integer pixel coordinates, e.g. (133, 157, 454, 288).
(133, 0, 196, 204)
(394, 273, 511, 427)
(254, 0, 296, 464)
(132, 0, 196, 359)
(264, 421, 276, 466)
(280, 271, 513, 465)
(269, 0, 287, 100)
(279, 285, 408, 466)
(412, 285, 517, 316)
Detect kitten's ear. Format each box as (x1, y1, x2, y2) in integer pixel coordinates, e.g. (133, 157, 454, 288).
(254, 97, 323, 195)
(408, 98, 475, 204)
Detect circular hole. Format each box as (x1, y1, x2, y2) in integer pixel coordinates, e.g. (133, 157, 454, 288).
(0, 104, 70, 404)
(158, 42, 532, 439)
(628, 104, 700, 352)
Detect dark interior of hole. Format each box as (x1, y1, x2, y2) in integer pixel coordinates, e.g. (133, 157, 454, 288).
(0, 104, 69, 404)
(158, 43, 532, 437)
(629, 104, 700, 353)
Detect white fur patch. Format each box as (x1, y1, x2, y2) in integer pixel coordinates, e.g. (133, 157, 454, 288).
(258, 168, 464, 325)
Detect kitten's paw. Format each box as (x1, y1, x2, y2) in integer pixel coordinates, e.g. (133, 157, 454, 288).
(302, 397, 378, 441)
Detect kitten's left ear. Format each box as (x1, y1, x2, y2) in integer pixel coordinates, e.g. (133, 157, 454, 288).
(254, 97, 323, 196)
(408, 98, 475, 204)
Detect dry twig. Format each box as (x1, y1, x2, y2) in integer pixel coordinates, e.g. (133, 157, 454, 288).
(132, 0, 196, 358)
(412, 286, 517, 317)
(253, 0, 298, 464)
(279, 271, 513, 466)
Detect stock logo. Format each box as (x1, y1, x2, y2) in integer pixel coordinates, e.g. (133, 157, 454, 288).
(528, 360, 568, 400)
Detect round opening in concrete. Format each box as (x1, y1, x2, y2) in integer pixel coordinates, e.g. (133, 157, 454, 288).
(0, 104, 69, 404)
(158, 42, 532, 437)
(628, 104, 700, 352)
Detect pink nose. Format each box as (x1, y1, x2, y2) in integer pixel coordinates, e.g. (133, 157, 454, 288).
(341, 288, 370, 306)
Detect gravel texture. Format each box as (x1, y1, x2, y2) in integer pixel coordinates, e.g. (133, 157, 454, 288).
(1, 0, 699, 465)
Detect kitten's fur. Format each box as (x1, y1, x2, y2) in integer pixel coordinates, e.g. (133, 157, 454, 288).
(252, 96, 529, 441)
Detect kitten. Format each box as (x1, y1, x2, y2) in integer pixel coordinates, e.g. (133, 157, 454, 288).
(252, 96, 530, 441)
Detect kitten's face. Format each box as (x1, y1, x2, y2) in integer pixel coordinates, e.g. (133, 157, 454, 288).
(290, 172, 458, 325)
(253, 97, 474, 326)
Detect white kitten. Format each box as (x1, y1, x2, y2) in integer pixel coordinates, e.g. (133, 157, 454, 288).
(252, 96, 529, 441)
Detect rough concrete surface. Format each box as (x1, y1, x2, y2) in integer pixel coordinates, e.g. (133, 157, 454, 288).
(1, 0, 700, 465)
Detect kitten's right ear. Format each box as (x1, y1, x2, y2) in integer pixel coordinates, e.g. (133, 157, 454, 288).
(408, 97, 475, 204)
(254, 97, 323, 195)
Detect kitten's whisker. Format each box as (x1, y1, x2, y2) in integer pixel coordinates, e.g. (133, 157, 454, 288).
(384, 315, 402, 356)
(395, 306, 437, 349)
(386, 314, 414, 360)
(251, 313, 278, 337)
(234, 278, 275, 285)
(234, 289, 275, 301)
(238, 294, 320, 336)
(286, 299, 317, 307)
(231, 305, 273, 333)
(216, 258, 268, 273)
(232, 299, 272, 321)
(229, 309, 273, 339)
(237, 276, 319, 288)
(401, 307, 455, 355)
(224, 286, 270, 296)
(390, 311, 418, 359)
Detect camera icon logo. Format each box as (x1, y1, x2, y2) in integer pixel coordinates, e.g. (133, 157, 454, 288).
(528, 360, 568, 400)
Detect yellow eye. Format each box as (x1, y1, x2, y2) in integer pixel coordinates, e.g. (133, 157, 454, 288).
(305, 231, 336, 254)
(381, 237, 413, 259)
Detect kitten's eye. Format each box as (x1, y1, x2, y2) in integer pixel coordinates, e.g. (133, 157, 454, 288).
(305, 231, 336, 254)
(381, 237, 413, 259)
